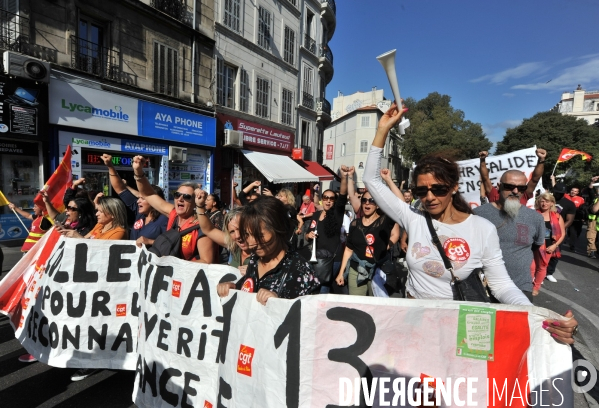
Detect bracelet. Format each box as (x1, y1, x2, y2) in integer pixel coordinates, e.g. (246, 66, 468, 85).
(133, 173, 146, 180)
(538, 160, 545, 163)
(109, 173, 119, 177)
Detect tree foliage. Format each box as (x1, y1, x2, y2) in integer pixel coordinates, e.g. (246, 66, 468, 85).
(398, 92, 492, 162)
(495, 111, 599, 186)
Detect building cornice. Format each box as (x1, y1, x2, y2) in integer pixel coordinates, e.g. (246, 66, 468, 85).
(279, 0, 302, 17)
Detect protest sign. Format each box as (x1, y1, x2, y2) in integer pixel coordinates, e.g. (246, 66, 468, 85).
(456, 147, 542, 207)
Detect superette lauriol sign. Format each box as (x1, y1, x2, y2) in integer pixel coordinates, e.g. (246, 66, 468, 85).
(50, 80, 216, 146)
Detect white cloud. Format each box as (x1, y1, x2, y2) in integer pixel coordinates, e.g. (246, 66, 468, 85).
(512, 57, 599, 91)
(502, 93, 515, 97)
(484, 119, 523, 145)
(470, 62, 547, 84)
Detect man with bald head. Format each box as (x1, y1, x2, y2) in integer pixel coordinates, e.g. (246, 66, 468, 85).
(473, 170, 545, 301)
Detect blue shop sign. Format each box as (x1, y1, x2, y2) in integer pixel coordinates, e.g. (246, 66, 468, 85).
(138, 101, 216, 147)
(121, 139, 168, 155)
(0, 213, 32, 241)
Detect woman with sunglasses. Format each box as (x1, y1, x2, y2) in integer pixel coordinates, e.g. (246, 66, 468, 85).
(336, 168, 399, 296)
(362, 102, 578, 344)
(131, 156, 214, 263)
(40, 190, 97, 237)
(101, 154, 168, 248)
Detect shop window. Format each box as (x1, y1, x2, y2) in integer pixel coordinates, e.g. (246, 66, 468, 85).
(257, 6, 271, 51)
(154, 41, 179, 97)
(239, 68, 249, 113)
(255, 76, 269, 118)
(216, 57, 236, 108)
(284, 25, 295, 65)
(223, 0, 241, 32)
(281, 88, 293, 126)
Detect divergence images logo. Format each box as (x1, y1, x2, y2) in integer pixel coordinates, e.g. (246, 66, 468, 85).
(116, 304, 127, 317)
(237, 345, 255, 377)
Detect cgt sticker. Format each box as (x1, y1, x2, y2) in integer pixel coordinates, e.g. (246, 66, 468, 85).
(237, 345, 255, 377)
(172, 280, 182, 298)
(240, 278, 254, 293)
(116, 303, 127, 317)
(203, 401, 213, 408)
(442, 237, 471, 262)
(133, 219, 144, 230)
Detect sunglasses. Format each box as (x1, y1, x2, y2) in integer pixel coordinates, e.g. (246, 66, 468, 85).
(413, 185, 452, 198)
(174, 192, 193, 202)
(322, 195, 336, 201)
(361, 197, 376, 204)
(66, 206, 79, 212)
(501, 183, 527, 193)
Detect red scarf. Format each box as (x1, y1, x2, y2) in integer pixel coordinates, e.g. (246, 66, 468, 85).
(536, 210, 562, 261)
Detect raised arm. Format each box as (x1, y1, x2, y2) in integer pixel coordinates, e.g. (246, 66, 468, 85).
(132, 155, 174, 217)
(102, 154, 126, 195)
(232, 182, 242, 207)
(478, 151, 494, 195)
(40, 191, 59, 220)
(380, 168, 404, 201)
(195, 208, 227, 246)
(344, 166, 361, 213)
(8, 203, 33, 220)
(526, 148, 546, 196)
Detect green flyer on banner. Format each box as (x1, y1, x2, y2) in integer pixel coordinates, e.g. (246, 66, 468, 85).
(456, 305, 496, 361)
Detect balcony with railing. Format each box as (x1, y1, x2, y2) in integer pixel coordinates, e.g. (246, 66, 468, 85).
(316, 97, 331, 126)
(301, 145, 312, 161)
(318, 45, 334, 84)
(301, 91, 314, 110)
(150, 0, 193, 26)
(71, 36, 120, 80)
(303, 33, 316, 55)
(320, 0, 336, 40)
(0, 9, 29, 53)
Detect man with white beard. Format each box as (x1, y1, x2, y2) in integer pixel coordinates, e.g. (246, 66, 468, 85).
(473, 170, 545, 302)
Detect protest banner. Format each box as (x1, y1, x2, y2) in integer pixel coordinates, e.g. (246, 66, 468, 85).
(456, 147, 542, 207)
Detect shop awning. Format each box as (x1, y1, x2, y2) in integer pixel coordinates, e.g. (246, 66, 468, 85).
(294, 160, 338, 181)
(241, 150, 318, 183)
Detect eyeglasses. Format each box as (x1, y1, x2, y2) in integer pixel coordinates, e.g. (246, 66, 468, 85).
(361, 197, 376, 204)
(66, 206, 79, 212)
(174, 192, 193, 202)
(413, 185, 452, 198)
(322, 195, 336, 201)
(501, 183, 527, 193)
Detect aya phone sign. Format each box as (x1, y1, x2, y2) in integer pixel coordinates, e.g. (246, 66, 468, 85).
(217, 114, 294, 153)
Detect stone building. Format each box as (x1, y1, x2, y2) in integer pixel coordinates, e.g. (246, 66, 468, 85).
(557, 85, 599, 126)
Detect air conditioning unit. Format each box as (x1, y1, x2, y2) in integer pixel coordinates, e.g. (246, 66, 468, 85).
(169, 146, 187, 162)
(3, 52, 50, 83)
(223, 129, 243, 148)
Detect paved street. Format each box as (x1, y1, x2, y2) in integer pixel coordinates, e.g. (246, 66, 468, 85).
(1, 233, 599, 407)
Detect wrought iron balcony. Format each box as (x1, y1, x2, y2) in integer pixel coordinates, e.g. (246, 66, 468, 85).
(301, 92, 314, 110)
(301, 145, 312, 160)
(71, 36, 120, 80)
(304, 34, 316, 55)
(0, 9, 29, 53)
(150, 0, 193, 26)
(316, 97, 331, 115)
(320, 45, 333, 65)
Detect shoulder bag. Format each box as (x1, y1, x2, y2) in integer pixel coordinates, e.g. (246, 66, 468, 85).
(149, 221, 202, 258)
(424, 212, 493, 302)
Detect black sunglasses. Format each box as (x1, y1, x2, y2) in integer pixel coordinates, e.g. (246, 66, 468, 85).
(361, 197, 376, 204)
(413, 185, 452, 198)
(501, 183, 527, 193)
(174, 192, 193, 202)
(322, 195, 336, 201)
(66, 206, 79, 212)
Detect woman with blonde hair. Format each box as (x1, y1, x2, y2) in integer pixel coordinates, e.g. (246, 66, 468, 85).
(532, 192, 565, 296)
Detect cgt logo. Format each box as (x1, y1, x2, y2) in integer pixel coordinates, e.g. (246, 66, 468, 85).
(172, 280, 182, 298)
(203, 401, 213, 408)
(237, 345, 255, 377)
(116, 304, 127, 317)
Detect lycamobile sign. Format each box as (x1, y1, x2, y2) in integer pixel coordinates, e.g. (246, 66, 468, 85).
(61, 99, 130, 122)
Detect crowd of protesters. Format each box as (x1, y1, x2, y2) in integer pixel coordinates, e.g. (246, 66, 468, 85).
(7, 101, 592, 386)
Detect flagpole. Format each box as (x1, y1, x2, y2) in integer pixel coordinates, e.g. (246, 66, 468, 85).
(10, 208, 30, 232)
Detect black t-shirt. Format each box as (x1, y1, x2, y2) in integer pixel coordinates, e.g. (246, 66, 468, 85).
(346, 214, 395, 269)
(307, 194, 348, 262)
(544, 220, 553, 247)
(556, 197, 576, 225)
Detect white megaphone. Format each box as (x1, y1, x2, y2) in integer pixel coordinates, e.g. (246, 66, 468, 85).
(376, 49, 410, 135)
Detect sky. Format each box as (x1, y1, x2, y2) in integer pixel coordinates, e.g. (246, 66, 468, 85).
(327, 0, 599, 148)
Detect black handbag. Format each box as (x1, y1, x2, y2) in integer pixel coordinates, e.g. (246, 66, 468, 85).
(424, 212, 493, 303)
(149, 222, 202, 258)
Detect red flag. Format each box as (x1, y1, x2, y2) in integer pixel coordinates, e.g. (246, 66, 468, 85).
(557, 147, 592, 163)
(34, 145, 72, 213)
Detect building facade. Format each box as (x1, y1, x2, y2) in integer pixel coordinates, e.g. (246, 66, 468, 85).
(0, 0, 217, 242)
(557, 86, 599, 125)
(211, 0, 335, 204)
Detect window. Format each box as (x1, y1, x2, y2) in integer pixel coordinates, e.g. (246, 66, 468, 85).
(341, 143, 346, 156)
(282, 88, 293, 125)
(216, 57, 236, 108)
(255, 76, 269, 118)
(284, 26, 295, 65)
(300, 120, 310, 146)
(257, 6, 271, 50)
(360, 140, 368, 153)
(239, 68, 249, 113)
(223, 0, 240, 32)
(302, 64, 314, 109)
(154, 42, 178, 97)
(75, 16, 106, 76)
(361, 115, 370, 127)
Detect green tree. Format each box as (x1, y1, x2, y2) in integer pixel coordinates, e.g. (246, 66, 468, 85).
(398, 92, 491, 162)
(495, 111, 599, 186)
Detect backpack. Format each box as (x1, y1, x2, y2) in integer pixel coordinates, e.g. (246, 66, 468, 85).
(149, 223, 202, 258)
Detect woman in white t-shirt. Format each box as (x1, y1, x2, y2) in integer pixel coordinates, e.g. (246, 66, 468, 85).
(363, 101, 578, 344)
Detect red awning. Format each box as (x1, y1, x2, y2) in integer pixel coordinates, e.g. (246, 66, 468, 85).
(294, 160, 339, 181)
